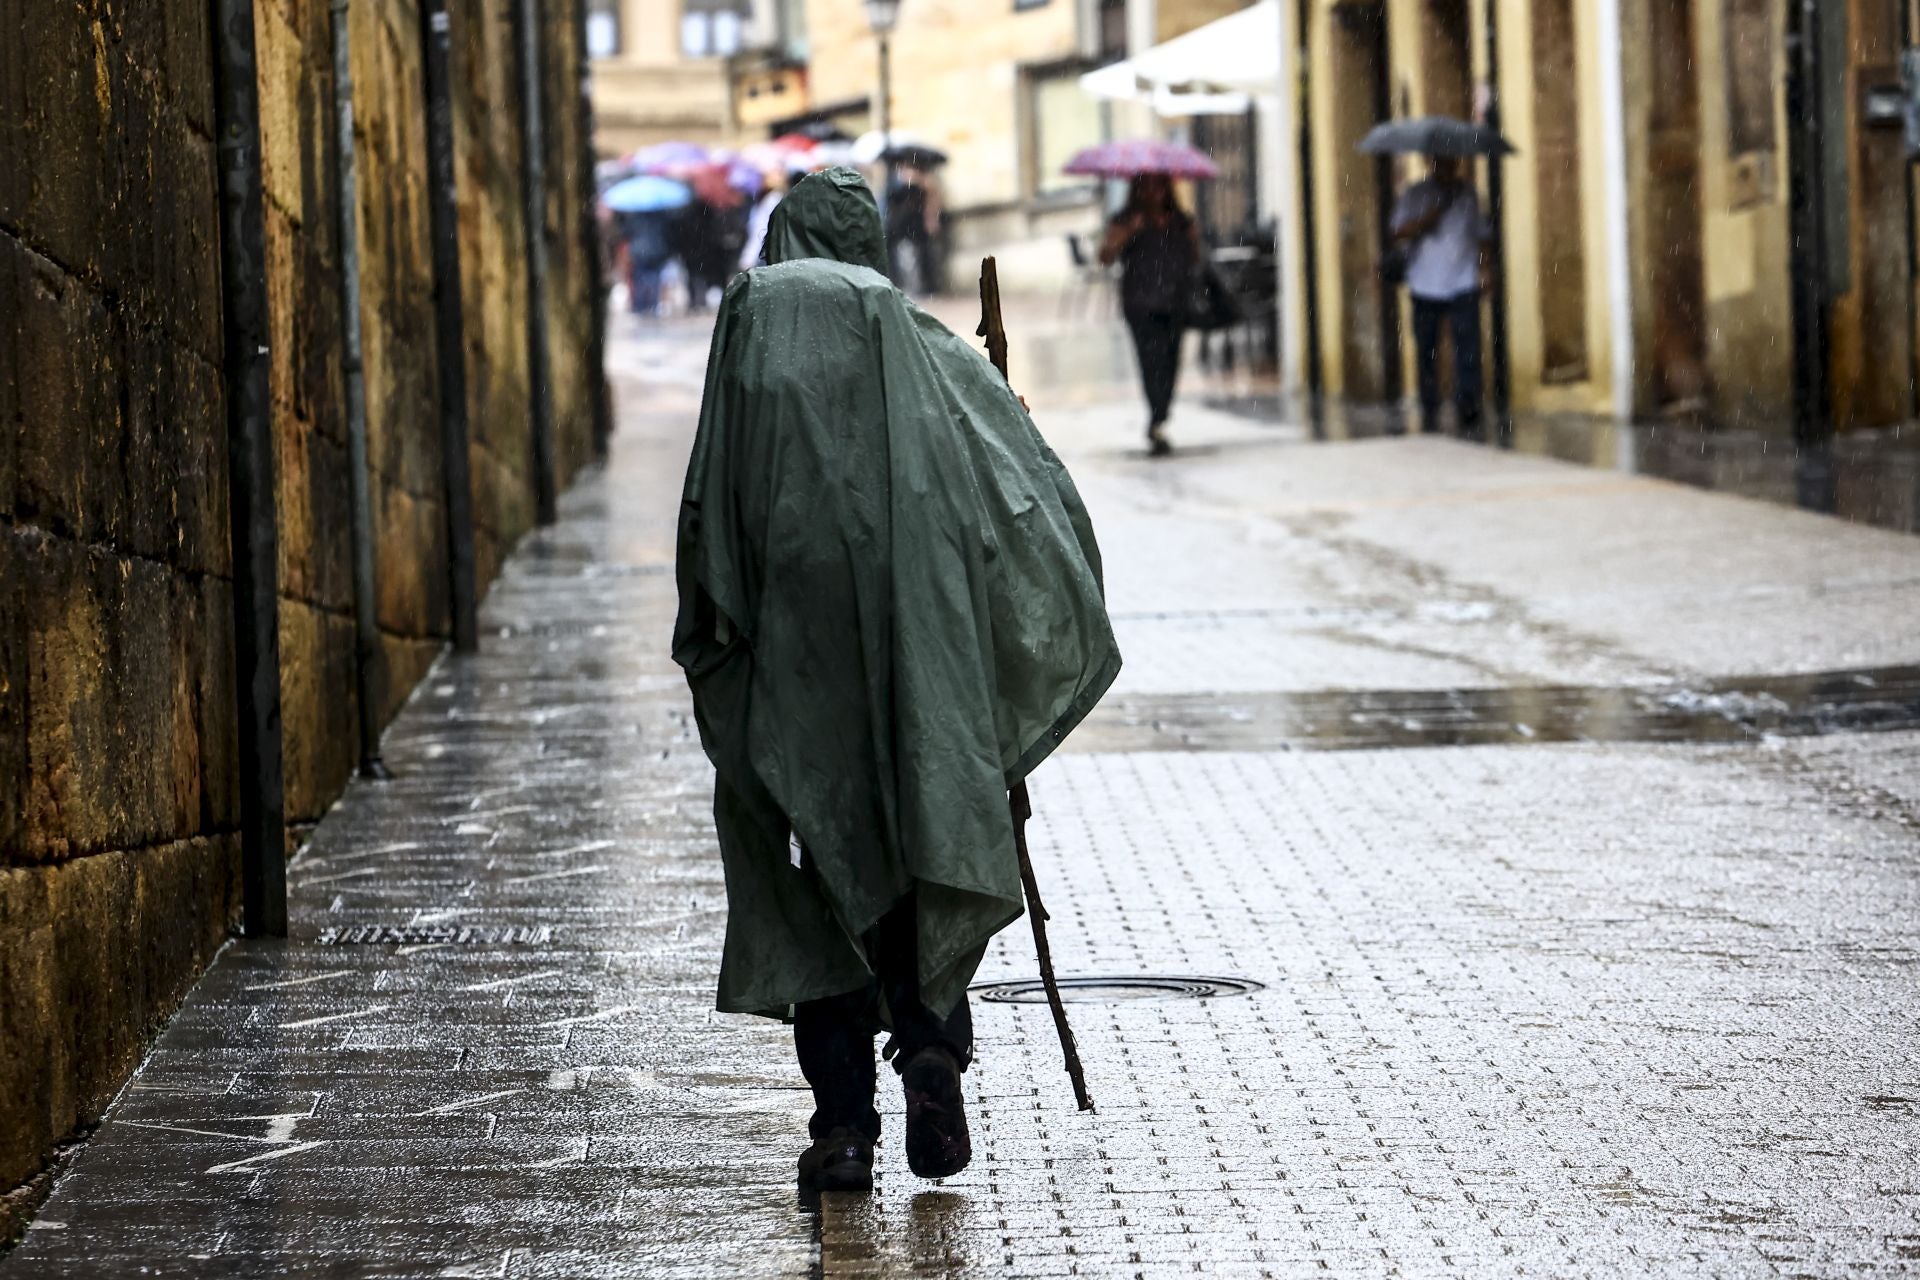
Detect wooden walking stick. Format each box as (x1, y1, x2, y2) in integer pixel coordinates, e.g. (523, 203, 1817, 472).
(977, 256, 1095, 1113)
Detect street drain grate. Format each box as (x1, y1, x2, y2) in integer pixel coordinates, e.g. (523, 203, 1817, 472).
(314, 924, 554, 946)
(971, 975, 1264, 1004)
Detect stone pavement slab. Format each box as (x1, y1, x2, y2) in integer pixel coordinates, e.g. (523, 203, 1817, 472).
(7, 318, 1920, 1278)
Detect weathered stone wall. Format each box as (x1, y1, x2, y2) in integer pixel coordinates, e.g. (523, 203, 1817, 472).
(1, 0, 597, 1208)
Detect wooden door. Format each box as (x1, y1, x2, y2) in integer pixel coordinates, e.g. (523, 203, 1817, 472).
(1646, 0, 1709, 407)
(1330, 2, 1399, 402)
(1846, 0, 1913, 425)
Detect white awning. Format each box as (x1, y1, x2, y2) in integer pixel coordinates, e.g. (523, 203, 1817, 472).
(1080, 0, 1282, 113)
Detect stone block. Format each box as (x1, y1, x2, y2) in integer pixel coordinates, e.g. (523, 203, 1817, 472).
(18, 0, 116, 282)
(0, 837, 236, 1189)
(0, 236, 20, 522)
(22, 540, 206, 861)
(154, 114, 223, 365)
(13, 240, 119, 548)
(275, 402, 354, 614)
(0, 532, 25, 860)
(0, 0, 24, 235)
(163, 0, 213, 134)
(192, 578, 240, 833)
(378, 634, 444, 728)
(277, 598, 359, 825)
(255, 0, 309, 227)
(375, 482, 450, 639)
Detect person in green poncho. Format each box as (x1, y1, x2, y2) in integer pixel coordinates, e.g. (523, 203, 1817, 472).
(673, 168, 1121, 1193)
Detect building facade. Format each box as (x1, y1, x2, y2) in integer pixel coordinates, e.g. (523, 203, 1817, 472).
(1280, 0, 1920, 436)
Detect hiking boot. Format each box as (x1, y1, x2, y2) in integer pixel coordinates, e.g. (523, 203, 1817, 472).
(900, 1047, 971, 1179)
(797, 1126, 874, 1194)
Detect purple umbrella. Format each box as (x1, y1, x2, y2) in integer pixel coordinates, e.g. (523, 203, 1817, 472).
(1062, 139, 1220, 180)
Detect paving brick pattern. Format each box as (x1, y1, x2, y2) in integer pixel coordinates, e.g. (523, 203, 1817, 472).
(8, 328, 1920, 1277)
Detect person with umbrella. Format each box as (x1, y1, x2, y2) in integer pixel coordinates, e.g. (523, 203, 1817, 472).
(1098, 172, 1202, 457)
(1368, 118, 1511, 439)
(1067, 141, 1217, 457)
(602, 173, 693, 318)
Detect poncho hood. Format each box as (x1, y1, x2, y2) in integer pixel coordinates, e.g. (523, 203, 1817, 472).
(762, 166, 889, 275)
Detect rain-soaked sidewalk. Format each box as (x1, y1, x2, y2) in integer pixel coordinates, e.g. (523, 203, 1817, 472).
(9, 307, 1920, 1278)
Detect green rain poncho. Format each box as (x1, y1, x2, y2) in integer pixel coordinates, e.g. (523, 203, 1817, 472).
(673, 168, 1121, 1019)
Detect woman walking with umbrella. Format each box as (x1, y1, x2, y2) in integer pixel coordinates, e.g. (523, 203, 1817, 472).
(1069, 141, 1219, 457)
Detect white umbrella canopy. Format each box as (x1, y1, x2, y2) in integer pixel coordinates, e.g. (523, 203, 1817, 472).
(1080, 0, 1281, 107)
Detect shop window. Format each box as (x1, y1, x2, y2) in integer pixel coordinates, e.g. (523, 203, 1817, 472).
(1532, 0, 1587, 381)
(1028, 65, 1106, 197)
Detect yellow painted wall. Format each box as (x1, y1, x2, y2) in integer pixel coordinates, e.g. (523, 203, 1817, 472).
(591, 0, 729, 153)
(802, 0, 1081, 210)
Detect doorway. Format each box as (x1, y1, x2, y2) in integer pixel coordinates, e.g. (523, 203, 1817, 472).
(1532, 0, 1588, 382)
(1329, 1, 1402, 404)
(1846, 0, 1913, 426)
(1421, 0, 1473, 118)
(1645, 0, 1709, 408)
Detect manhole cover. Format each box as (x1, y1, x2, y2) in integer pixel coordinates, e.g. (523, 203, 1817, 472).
(970, 975, 1263, 1004)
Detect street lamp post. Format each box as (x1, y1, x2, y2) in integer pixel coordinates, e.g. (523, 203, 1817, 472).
(865, 0, 901, 280)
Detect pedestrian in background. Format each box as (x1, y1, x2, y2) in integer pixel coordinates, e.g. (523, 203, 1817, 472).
(1100, 174, 1200, 457)
(885, 165, 941, 296)
(739, 172, 784, 271)
(621, 210, 672, 317)
(1390, 154, 1492, 438)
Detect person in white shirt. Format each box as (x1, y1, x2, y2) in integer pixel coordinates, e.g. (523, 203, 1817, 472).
(1390, 155, 1492, 437)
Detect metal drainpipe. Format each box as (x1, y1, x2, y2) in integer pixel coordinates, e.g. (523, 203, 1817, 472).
(515, 0, 558, 527)
(574, 0, 613, 460)
(211, 0, 288, 936)
(331, 0, 389, 780)
(1482, 0, 1514, 445)
(1295, 0, 1325, 435)
(420, 0, 480, 652)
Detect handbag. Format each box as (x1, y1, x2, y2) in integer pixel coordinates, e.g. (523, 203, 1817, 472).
(1185, 263, 1242, 332)
(1380, 242, 1409, 287)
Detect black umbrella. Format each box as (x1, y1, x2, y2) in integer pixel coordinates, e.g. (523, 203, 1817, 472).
(1358, 115, 1516, 157)
(794, 119, 853, 144)
(883, 141, 947, 169)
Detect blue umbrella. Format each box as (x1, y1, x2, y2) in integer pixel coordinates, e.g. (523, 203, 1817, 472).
(603, 174, 692, 214)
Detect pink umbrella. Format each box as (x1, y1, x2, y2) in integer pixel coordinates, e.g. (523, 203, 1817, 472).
(634, 140, 713, 176)
(1062, 139, 1220, 180)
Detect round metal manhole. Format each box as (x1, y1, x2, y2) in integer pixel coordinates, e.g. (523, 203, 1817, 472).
(970, 975, 1264, 1004)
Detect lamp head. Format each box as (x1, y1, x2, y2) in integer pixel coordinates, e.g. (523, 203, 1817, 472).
(864, 0, 901, 35)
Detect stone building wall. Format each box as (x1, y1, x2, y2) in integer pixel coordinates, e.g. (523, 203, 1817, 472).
(0, 0, 598, 1213)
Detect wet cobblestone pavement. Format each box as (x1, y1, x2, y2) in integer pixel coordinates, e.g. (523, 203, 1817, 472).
(9, 314, 1920, 1277)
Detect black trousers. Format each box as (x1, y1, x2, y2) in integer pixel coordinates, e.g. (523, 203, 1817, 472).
(1412, 291, 1483, 434)
(793, 896, 973, 1143)
(1126, 312, 1186, 429)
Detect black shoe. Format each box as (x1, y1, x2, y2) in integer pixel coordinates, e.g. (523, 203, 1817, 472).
(1147, 424, 1173, 457)
(901, 1047, 971, 1179)
(797, 1126, 874, 1193)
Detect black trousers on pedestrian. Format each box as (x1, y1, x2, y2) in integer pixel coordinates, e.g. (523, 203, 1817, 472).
(793, 894, 973, 1143)
(1412, 291, 1483, 435)
(1126, 312, 1186, 429)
